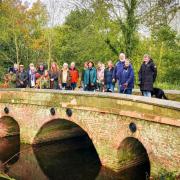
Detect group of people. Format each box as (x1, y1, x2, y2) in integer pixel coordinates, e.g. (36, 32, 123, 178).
(2, 52, 157, 97)
(82, 53, 157, 97)
(5, 62, 79, 90)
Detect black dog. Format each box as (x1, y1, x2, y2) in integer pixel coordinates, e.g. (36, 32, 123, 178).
(105, 88, 113, 92)
(151, 88, 168, 99)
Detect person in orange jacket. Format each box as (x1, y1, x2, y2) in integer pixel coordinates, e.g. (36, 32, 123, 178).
(69, 62, 79, 90)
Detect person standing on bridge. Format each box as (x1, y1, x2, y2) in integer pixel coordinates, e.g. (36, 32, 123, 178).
(113, 52, 127, 92)
(97, 62, 105, 92)
(138, 54, 157, 97)
(16, 65, 28, 88)
(81, 61, 88, 90)
(104, 60, 115, 92)
(118, 59, 134, 94)
(69, 62, 79, 90)
(27, 63, 36, 88)
(84, 61, 97, 91)
(49, 62, 60, 89)
(13, 63, 19, 74)
(59, 63, 71, 90)
(36, 64, 45, 78)
(35, 64, 45, 89)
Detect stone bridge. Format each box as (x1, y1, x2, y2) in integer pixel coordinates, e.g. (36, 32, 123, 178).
(0, 89, 179, 176)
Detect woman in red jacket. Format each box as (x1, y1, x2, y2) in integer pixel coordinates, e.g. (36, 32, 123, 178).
(69, 62, 79, 90)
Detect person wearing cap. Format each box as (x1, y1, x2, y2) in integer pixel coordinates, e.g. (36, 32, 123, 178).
(16, 65, 28, 88)
(84, 61, 97, 91)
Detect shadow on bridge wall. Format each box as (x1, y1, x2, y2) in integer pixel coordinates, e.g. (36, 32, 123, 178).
(33, 118, 90, 144)
(32, 118, 101, 179)
(117, 137, 150, 178)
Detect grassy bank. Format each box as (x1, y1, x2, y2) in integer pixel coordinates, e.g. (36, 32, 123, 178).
(134, 82, 180, 90)
(154, 82, 180, 90)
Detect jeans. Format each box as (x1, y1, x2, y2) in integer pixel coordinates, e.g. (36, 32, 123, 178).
(120, 89, 132, 95)
(142, 91, 151, 97)
(106, 83, 114, 92)
(71, 83, 77, 90)
(62, 83, 67, 89)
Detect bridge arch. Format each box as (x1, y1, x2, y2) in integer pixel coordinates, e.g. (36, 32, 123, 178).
(117, 137, 150, 176)
(33, 118, 101, 179)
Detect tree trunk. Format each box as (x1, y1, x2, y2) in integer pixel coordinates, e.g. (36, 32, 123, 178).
(48, 32, 52, 70)
(14, 32, 19, 65)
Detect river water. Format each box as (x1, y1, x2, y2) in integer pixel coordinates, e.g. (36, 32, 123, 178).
(0, 135, 150, 180)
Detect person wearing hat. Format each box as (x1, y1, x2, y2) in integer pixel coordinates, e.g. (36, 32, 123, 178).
(84, 61, 97, 91)
(16, 65, 28, 88)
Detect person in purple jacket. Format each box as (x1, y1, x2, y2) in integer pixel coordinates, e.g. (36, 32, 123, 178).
(118, 59, 134, 94)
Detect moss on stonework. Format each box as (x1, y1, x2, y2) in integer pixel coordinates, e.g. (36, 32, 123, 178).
(151, 169, 179, 179)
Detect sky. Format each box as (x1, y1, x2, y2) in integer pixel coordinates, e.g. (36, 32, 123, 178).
(22, 0, 180, 33)
(22, 0, 71, 25)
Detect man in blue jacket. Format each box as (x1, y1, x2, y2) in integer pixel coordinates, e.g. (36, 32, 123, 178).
(113, 53, 126, 80)
(113, 53, 127, 92)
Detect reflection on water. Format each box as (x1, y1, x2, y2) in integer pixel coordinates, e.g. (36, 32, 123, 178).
(0, 136, 150, 180)
(33, 136, 101, 180)
(0, 136, 20, 173)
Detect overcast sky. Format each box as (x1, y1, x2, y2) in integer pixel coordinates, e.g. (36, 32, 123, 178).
(22, 0, 180, 32)
(22, 0, 71, 25)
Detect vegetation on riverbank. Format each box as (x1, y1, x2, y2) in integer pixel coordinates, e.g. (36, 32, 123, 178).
(152, 169, 178, 180)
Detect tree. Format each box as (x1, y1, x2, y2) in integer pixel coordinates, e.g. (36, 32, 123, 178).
(0, 0, 48, 68)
